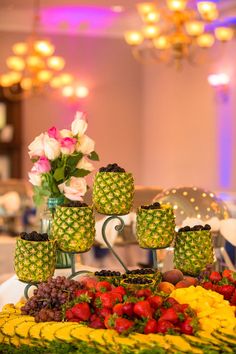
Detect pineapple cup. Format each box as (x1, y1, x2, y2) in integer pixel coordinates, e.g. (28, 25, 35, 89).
(93, 172, 134, 215)
(136, 205, 176, 249)
(51, 205, 95, 253)
(174, 229, 214, 276)
(14, 238, 56, 283)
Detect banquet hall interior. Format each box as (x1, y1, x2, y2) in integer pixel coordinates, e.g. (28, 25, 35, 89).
(0, 0, 236, 285)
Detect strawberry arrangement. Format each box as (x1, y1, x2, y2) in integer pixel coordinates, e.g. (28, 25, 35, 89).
(200, 269, 236, 306)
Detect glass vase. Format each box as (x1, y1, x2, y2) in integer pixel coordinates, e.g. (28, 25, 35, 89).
(40, 197, 72, 269)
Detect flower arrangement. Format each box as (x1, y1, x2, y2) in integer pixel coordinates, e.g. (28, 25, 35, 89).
(28, 112, 99, 205)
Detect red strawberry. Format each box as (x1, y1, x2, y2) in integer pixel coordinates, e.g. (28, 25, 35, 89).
(112, 286, 126, 297)
(217, 285, 235, 300)
(222, 270, 236, 283)
(114, 317, 134, 334)
(71, 302, 91, 321)
(144, 319, 158, 334)
(158, 308, 179, 324)
(74, 289, 94, 300)
(202, 281, 213, 290)
(68, 318, 81, 322)
(133, 300, 152, 319)
(111, 291, 123, 304)
(113, 303, 123, 316)
(90, 315, 105, 329)
(122, 302, 134, 317)
(96, 307, 112, 318)
(209, 271, 222, 282)
(180, 317, 198, 335)
(97, 292, 115, 309)
(230, 289, 236, 305)
(147, 295, 163, 309)
(104, 314, 116, 329)
(80, 276, 98, 290)
(164, 297, 178, 307)
(65, 309, 74, 320)
(95, 281, 112, 292)
(156, 320, 174, 333)
(136, 289, 152, 299)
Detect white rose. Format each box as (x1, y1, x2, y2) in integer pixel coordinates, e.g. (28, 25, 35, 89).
(58, 177, 87, 201)
(76, 157, 94, 171)
(43, 134, 61, 160)
(71, 111, 88, 137)
(76, 135, 95, 155)
(60, 129, 73, 138)
(28, 133, 45, 158)
(28, 171, 42, 186)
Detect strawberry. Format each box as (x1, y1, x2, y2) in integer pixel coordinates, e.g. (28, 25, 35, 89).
(113, 303, 123, 316)
(222, 270, 236, 283)
(217, 285, 235, 300)
(230, 289, 236, 305)
(95, 281, 112, 292)
(156, 320, 174, 333)
(68, 317, 81, 322)
(158, 308, 179, 324)
(147, 295, 163, 310)
(133, 300, 152, 318)
(163, 297, 178, 308)
(104, 314, 116, 329)
(71, 302, 91, 321)
(122, 302, 134, 317)
(90, 315, 105, 329)
(80, 276, 98, 290)
(96, 292, 115, 309)
(180, 317, 198, 335)
(74, 289, 94, 300)
(112, 286, 126, 297)
(202, 281, 213, 290)
(111, 291, 123, 304)
(209, 271, 222, 282)
(144, 319, 158, 334)
(136, 289, 152, 299)
(96, 307, 112, 319)
(114, 317, 134, 334)
(65, 309, 74, 320)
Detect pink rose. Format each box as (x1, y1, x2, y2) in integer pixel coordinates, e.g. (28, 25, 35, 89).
(71, 111, 87, 137)
(28, 171, 42, 186)
(28, 133, 45, 158)
(48, 126, 60, 140)
(58, 177, 87, 201)
(76, 135, 95, 155)
(60, 137, 77, 155)
(33, 156, 51, 173)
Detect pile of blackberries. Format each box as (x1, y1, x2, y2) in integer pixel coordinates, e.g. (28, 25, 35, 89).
(62, 201, 88, 207)
(125, 268, 155, 276)
(178, 224, 211, 233)
(99, 163, 125, 172)
(20, 231, 49, 241)
(123, 277, 153, 284)
(141, 202, 161, 210)
(95, 270, 121, 277)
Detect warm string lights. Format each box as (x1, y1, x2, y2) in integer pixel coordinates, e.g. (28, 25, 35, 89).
(124, 1, 235, 66)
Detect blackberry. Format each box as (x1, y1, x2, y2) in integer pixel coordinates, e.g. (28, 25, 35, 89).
(204, 224, 211, 230)
(141, 202, 161, 210)
(62, 201, 88, 207)
(192, 225, 203, 231)
(99, 163, 126, 173)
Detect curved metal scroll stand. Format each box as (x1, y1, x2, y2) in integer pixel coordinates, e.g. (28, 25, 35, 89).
(24, 282, 38, 300)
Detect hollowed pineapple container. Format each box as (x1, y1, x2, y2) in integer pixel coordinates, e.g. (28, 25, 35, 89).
(136, 205, 176, 249)
(93, 172, 134, 215)
(14, 238, 56, 283)
(174, 229, 214, 276)
(51, 205, 95, 253)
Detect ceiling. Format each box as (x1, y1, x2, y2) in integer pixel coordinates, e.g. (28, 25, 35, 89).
(0, 0, 236, 37)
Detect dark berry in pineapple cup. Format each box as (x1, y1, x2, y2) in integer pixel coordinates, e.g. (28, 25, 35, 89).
(14, 232, 56, 283)
(174, 224, 214, 276)
(92, 163, 134, 215)
(51, 202, 95, 253)
(136, 203, 175, 249)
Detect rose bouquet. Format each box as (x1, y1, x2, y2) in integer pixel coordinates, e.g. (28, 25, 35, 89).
(28, 112, 99, 205)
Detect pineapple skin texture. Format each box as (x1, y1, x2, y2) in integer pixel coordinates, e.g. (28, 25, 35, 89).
(136, 206, 175, 249)
(93, 172, 134, 215)
(174, 230, 214, 276)
(52, 206, 95, 253)
(14, 238, 56, 283)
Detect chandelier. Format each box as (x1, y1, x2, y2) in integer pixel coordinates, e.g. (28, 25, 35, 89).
(0, 0, 74, 100)
(124, 1, 235, 67)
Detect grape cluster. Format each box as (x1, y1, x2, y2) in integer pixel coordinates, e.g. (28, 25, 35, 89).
(20, 231, 49, 241)
(21, 276, 81, 321)
(62, 201, 88, 208)
(141, 202, 161, 210)
(178, 224, 211, 233)
(123, 277, 153, 285)
(99, 163, 125, 172)
(94, 270, 121, 277)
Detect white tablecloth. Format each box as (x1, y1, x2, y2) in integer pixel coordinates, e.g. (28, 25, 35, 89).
(0, 264, 97, 310)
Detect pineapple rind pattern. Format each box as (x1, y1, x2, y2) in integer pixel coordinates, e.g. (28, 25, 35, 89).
(93, 172, 134, 215)
(174, 230, 214, 276)
(136, 206, 176, 249)
(52, 206, 95, 253)
(14, 238, 56, 283)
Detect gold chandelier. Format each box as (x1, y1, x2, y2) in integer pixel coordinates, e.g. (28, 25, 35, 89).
(0, 0, 74, 100)
(124, 1, 235, 66)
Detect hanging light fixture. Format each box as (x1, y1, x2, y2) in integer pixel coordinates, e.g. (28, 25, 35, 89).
(0, 0, 74, 100)
(124, 1, 235, 67)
